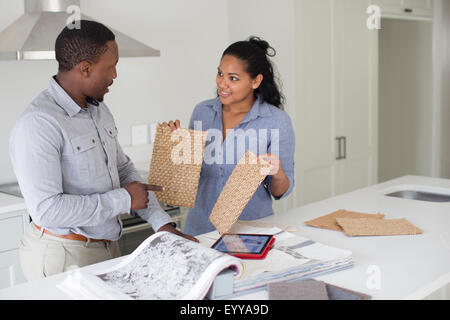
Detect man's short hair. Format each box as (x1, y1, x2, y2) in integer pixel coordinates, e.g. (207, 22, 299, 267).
(55, 20, 115, 72)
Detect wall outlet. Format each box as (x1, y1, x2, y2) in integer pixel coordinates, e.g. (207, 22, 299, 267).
(131, 124, 148, 146)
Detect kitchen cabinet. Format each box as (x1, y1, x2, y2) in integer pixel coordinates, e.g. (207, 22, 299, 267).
(373, 0, 433, 19)
(295, 0, 378, 205)
(0, 209, 27, 289)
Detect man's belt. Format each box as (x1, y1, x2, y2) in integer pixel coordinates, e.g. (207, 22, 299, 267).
(33, 224, 109, 243)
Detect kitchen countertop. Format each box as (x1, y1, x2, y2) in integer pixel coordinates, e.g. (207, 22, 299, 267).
(0, 193, 26, 216)
(0, 175, 449, 300)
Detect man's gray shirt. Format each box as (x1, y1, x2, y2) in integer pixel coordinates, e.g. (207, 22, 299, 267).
(9, 77, 172, 241)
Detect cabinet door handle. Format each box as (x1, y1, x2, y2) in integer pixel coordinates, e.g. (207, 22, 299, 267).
(336, 136, 347, 160)
(404, 8, 413, 13)
(336, 137, 343, 160)
(342, 136, 347, 160)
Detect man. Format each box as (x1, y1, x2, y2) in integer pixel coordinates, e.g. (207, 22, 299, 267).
(10, 20, 197, 281)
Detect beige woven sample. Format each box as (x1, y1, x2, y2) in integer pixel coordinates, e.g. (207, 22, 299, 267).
(148, 124, 207, 208)
(336, 218, 423, 237)
(209, 151, 272, 235)
(305, 209, 385, 232)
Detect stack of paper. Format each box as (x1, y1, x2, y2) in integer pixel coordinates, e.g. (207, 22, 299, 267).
(233, 229, 353, 294)
(197, 222, 353, 297)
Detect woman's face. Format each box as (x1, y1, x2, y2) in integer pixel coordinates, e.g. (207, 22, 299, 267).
(216, 54, 262, 108)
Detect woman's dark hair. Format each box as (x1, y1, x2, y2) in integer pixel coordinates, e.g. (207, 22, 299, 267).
(55, 20, 115, 72)
(222, 36, 285, 109)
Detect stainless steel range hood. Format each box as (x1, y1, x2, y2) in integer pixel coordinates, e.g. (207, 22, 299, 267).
(0, 0, 160, 60)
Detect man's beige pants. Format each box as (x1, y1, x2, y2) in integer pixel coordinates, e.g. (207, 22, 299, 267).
(20, 223, 121, 281)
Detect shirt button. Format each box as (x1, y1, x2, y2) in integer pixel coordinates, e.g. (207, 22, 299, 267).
(76, 146, 80, 151)
(92, 139, 95, 143)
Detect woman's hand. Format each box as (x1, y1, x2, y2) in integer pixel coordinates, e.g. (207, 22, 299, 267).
(162, 120, 181, 132)
(258, 153, 290, 198)
(257, 153, 283, 178)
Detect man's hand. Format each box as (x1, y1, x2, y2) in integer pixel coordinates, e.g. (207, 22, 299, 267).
(162, 120, 181, 132)
(158, 223, 199, 243)
(124, 182, 164, 211)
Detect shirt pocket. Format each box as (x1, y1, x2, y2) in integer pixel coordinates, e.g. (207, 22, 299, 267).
(104, 123, 118, 139)
(103, 123, 118, 160)
(65, 133, 99, 180)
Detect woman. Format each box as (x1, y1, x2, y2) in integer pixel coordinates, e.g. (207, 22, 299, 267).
(166, 37, 295, 236)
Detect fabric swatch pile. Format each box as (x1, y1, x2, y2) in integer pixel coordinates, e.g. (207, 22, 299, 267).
(268, 279, 371, 300)
(305, 209, 423, 237)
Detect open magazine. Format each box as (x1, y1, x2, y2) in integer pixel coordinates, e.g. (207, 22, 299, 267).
(57, 231, 243, 300)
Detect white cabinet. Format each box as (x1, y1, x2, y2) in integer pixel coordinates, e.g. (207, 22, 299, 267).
(295, 0, 378, 205)
(373, 0, 433, 19)
(0, 210, 27, 289)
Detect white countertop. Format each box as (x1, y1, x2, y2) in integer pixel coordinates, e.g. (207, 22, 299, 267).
(0, 193, 26, 217)
(260, 175, 450, 300)
(1, 175, 449, 300)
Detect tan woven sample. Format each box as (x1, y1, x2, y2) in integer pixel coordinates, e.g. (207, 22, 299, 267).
(336, 218, 423, 237)
(148, 124, 207, 208)
(209, 151, 272, 235)
(304, 209, 385, 232)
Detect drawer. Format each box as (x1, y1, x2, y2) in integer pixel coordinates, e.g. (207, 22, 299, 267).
(0, 215, 23, 252)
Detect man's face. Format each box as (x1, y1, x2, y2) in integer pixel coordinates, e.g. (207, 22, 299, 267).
(83, 40, 118, 102)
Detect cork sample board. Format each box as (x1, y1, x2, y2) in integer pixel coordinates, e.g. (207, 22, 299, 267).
(209, 151, 272, 235)
(304, 209, 385, 232)
(336, 218, 424, 237)
(148, 124, 207, 208)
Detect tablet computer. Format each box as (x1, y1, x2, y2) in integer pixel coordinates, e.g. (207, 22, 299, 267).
(211, 234, 275, 260)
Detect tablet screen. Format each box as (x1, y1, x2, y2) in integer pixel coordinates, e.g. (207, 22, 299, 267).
(212, 234, 273, 255)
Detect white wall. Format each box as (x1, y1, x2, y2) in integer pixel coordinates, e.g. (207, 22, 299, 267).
(436, 0, 450, 178)
(378, 18, 434, 182)
(227, 0, 296, 212)
(0, 0, 230, 184)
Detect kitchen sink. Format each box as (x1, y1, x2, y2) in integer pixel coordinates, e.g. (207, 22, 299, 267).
(383, 185, 450, 203)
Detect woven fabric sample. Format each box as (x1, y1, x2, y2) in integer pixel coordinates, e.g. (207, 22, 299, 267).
(268, 280, 329, 300)
(336, 218, 423, 237)
(268, 279, 372, 300)
(209, 151, 272, 235)
(304, 209, 385, 232)
(148, 124, 207, 208)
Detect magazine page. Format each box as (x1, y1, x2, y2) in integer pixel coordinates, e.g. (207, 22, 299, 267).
(58, 232, 243, 300)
